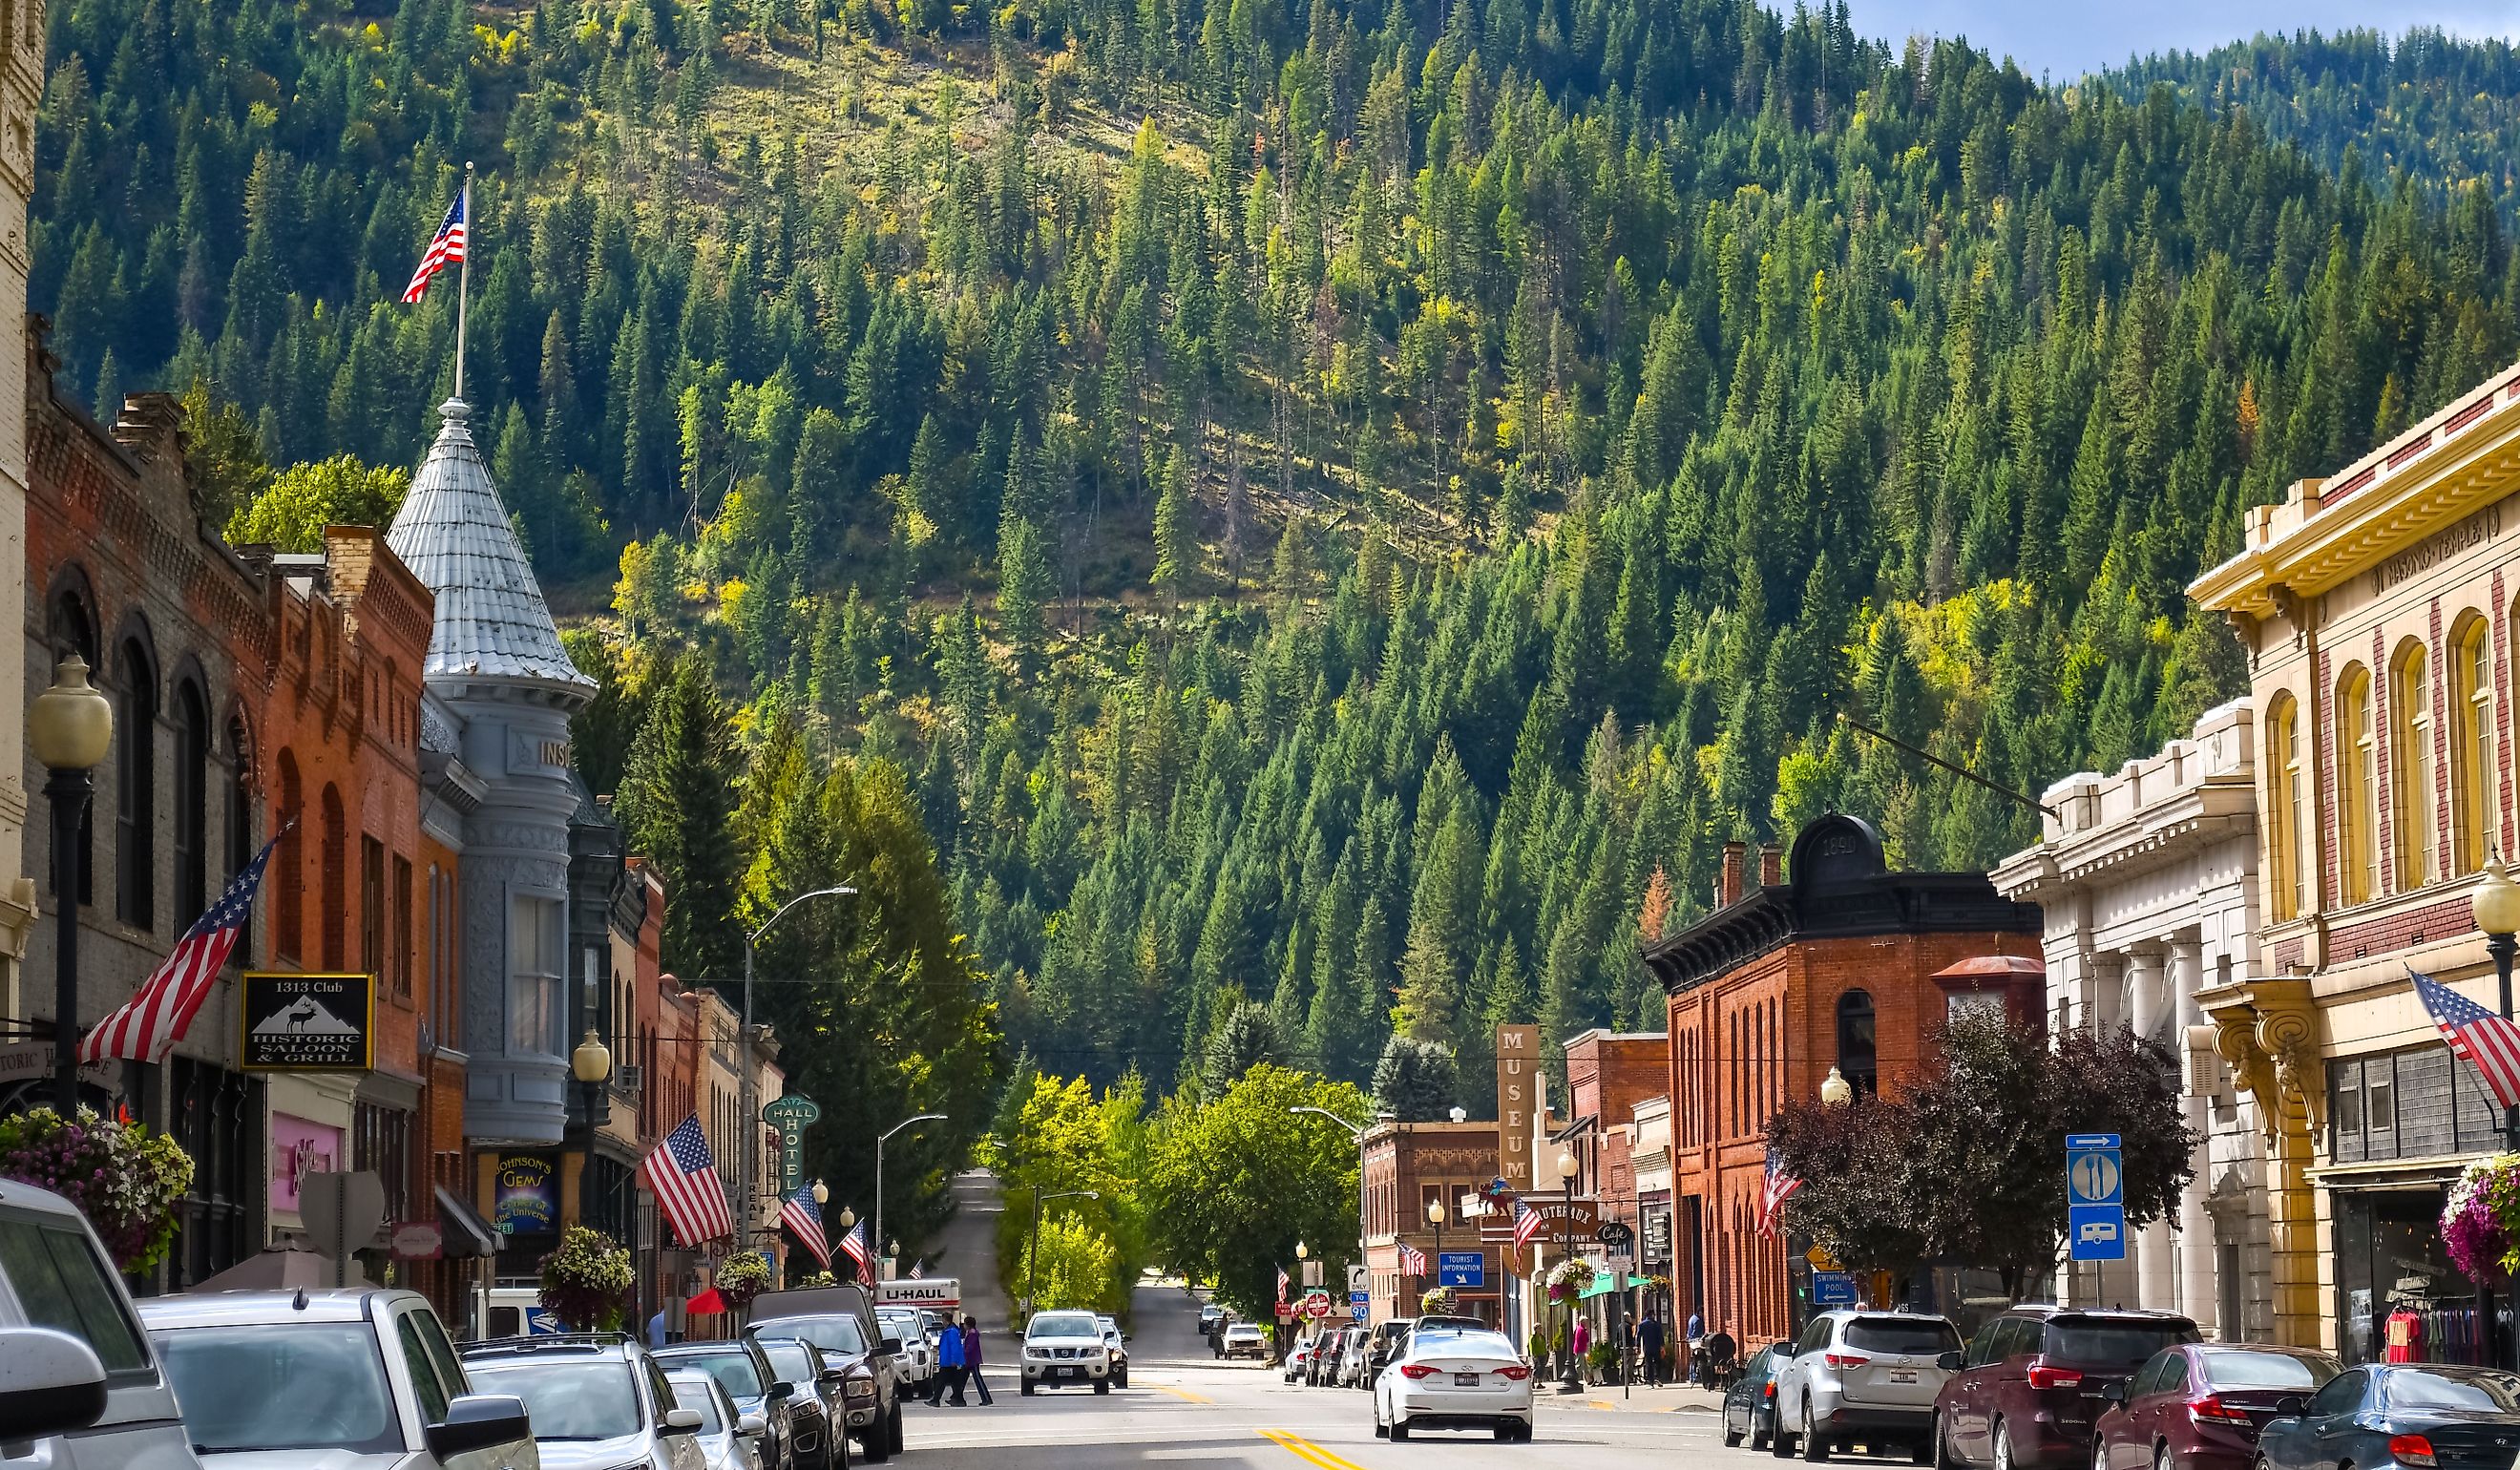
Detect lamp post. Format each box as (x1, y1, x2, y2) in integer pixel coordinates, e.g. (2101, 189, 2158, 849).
(1819, 1065, 1855, 1107)
(1024, 1188, 1099, 1323)
(813, 1180, 830, 1207)
(570, 1029, 613, 1229)
(1289, 1104, 1393, 1303)
(31, 656, 112, 1114)
(1557, 1146, 1582, 1390)
(875, 1112, 946, 1281)
(2473, 858, 2520, 1372)
(1426, 1196, 1447, 1311)
(740, 886, 856, 1251)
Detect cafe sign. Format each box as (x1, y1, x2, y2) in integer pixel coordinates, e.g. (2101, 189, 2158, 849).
(239, 973, 374, 1071)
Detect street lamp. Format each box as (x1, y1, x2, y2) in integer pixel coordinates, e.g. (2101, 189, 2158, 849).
(2475, 857, 2520, 1377)
(1819, 1066, 1855, 1106)
(30, 655, 111, 1114)
(1024, 1188, 1099, 1322)
(812, 1180, 830, 1207)
(1295, 1239, 1309, 1259)
(740, 886, 856, 1248)
(875, 1112, 946, 1280)
(570, 1029, 613, 1228)
(1427, 1196, 1447, 1309)
(1290, 1104, 1383, 1293)
(1557, 1147, 1582, 1389)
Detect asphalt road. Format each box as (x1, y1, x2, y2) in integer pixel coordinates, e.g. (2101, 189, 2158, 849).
(900, 1276, 1815, 1470)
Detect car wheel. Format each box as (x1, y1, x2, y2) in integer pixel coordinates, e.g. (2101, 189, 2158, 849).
(1774, 1412, 1798, 1458)
(1021, 1380, 1035, 1396)
(1805, 1400, 1831, 1462)
(1993, 1420, 2016, 1470)
(887, 1405, 905, 1457)
(2153, 1443, 2174, 1470)
(1754, 1412, 1773, 1453)
(1390, 1416, 1411, 1442)
(1096, 1378, 1111, 1396)
(861, 1419, 891, 1464)
(1729, 1418, 1748, 1449)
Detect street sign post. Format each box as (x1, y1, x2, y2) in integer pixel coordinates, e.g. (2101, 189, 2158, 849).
(1812, 1270, 1858, 1306)
(2066, 1131, 2126, 1262)
(1438, 1251, 1486, 1288)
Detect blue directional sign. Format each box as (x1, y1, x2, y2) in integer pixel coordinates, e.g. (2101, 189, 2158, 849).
(1812, 1270, 1858, 1306)
(1350, 1290, 1370, 1307)
(2067, 1132, 2126, 1261)
(1354, 1302, 1369, 1324)
(1438, 1252, 1486, 1288)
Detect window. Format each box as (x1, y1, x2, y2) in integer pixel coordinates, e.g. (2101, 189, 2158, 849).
(2307, 1369, 2367, 1418)
(172, 682, 208, 925)
(1835, 990, 1877, 1096)
(2393, 640, 2440, 890)
(0, 1211, 151, 1372)
(2339, 671, 2379, 907)
(2268, 692, 2309, 918)
(115, 635, 158, 930)
(274, 753, 302, 961)
(225, 716, 252, 959)
(360, 836, 385, 979)
(395, 1312, 452, 1424)
(510, 894, 565, 1056)
(320, 786, 346, 969)
(2455, 616, 2498, 874)
(391, 857, 412, 998)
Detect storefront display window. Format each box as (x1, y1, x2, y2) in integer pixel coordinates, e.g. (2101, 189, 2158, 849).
(2335, 1187, 2506, 1369)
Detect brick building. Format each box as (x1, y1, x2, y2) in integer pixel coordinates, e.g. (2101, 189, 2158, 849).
(1361, 1119, 1504, 1325)
(1561, 1029, 1668, 1311)
(1648, 814, 2043, 1345)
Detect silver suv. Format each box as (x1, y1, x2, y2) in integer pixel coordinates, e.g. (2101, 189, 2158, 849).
(1771, 1309, 1964, 1461)
(0, 1178, 200, 1470)
(460, 1333, 704, 1470)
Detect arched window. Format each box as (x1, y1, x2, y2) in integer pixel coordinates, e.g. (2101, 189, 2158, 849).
(226, 714, 253, 959)
(2336, 671, 2377, 907)
(115, 632, 158, 931)
(2264, 693, 2303, 920)
(2455, 615, 2498, 874)
(274, 751, 302, 963)
(1835, 989, 1877, 1097)
(320, 785, 346, 971)
(2393, 639, 2440, 890)
(172, 681, 208, 926)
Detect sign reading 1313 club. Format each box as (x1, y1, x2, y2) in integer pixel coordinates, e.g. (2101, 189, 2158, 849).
(240, 973, 375, 1071)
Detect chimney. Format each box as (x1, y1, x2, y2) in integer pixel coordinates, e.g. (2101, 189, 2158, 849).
(1719, 841, 1747, 907)
(1759, 843, 1783, 889)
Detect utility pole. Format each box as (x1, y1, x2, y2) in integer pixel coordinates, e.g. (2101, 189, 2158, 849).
(740, 887, 854, 1254)
(874, 1112, 944, 1279)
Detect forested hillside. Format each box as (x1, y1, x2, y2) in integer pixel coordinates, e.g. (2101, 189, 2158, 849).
(32, 0, 2520, 1098)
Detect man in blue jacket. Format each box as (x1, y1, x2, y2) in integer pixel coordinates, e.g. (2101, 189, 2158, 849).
(930, 1313, 969, 1406)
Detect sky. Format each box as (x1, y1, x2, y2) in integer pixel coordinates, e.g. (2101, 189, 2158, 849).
(1840, 0, 2518, 79)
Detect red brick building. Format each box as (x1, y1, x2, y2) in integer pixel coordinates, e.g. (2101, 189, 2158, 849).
(1648, 815, 2043, 1343)
(1561, 1029, 1667, 1286)
(1361, 1119, 1504, 1325)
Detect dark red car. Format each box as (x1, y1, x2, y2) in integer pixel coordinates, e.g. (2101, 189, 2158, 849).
(1933, 1309, 2200, 1470)
(2090, 1344, 2341, 1470)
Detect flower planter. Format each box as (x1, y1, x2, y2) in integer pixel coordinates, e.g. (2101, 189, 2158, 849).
(540, 1225, 635, 1332)
(2444, 1155, 2520, 1281)
(0, 1106, 193, 1275)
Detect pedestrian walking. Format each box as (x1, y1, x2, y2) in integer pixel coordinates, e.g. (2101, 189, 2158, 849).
(931, 1312, 969, 1405)
(960, 1315, 993, 1405)
(1571, 1315, 1592, 1385)
(1638, 1311, 1666, 1387)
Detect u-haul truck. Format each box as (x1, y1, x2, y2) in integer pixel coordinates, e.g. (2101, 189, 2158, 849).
(874, 1277, 961, 1312)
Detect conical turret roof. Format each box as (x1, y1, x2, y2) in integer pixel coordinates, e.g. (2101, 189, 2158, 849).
(387, 399, 595, 695)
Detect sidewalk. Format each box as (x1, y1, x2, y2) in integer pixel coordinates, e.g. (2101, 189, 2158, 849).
(1544, 1377, 1726, 1414)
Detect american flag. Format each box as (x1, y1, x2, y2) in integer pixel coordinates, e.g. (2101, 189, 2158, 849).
(2414, 967, 2520, 1109)
(1397, 1244, 1428, 1275)
(1511, 1200, 1547, 1250)
(778, 1186, 830, 1269)
(79, 837, 280, 1063)
(838, 1218, 873, 1279)
(908, 1261, 925, 1279)
(401, 190, 468, 304)
(1758, 1147, 1803, 1239)
(1275, 1265, 1290, 1305)
(643, 1115, 734, 1248)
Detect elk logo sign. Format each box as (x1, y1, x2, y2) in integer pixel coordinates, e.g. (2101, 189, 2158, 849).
(241, 973, 374, 1071)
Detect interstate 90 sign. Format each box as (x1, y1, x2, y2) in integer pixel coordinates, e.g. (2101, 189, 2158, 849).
(240, 973, 375, 1071)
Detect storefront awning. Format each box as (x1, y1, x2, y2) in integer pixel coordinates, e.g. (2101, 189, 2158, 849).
(434, 1185, 499, 1258)
(2306, 1153, 2482, 1192)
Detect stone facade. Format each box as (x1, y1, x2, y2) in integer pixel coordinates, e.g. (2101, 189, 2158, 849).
(0, 0, 45, 994)
(1991, 697, 2274, 1342)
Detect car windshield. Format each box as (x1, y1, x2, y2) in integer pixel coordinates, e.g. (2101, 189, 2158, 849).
(465, 1358, 644, 1440)
(1844, 1317, 1963, 1354)
(755, 1315, 868, 1356)
(1227, 1326, 1262, 1338)
(154, 1324, 402, 1456)
(666, 1377, 726, 1434)
(662, 1348, 766, 1399)
(2047, 1319, 2200, 1368)
(757, 1341, 820, 1384)
(1031, 1314, 1100, 1338)
(2200, 1352, 2339, 1390)
(2384, 1370, 2520, 1412)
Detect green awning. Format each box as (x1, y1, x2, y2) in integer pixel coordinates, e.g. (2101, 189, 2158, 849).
(1580, 1273, 1620, 1299)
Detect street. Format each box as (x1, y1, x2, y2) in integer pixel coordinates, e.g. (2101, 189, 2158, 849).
(904, 1275, 1770, 1469)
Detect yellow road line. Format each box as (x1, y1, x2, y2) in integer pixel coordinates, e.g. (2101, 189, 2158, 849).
(1155, 1384, 1215, 1405)
(1260, 1428, 1373, 1470)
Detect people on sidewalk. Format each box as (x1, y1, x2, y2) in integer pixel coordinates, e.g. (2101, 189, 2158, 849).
(960, 1315, 992, 1405)
(1638, 1311, 1666, 1386)
(930, 1315, 969, 1405)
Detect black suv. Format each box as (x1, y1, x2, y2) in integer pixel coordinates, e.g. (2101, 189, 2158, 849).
(657, 1334, 828, 1470)
(749, 1287, 904, 1462)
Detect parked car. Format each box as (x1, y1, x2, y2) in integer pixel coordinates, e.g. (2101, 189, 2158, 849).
(1372, 1322, 1535, 1442)
(666, 1369, 770, 1470)
(1309, 1328, 1352, 1386)
(1222, 1323, 1270, 1360)
(873, 1309, 933, 1391)
(1772, 1309, 1964, 1461)
(1023, 1309, 1114, 1393)
(0, 1178, 202, 1470)
(748, 1287, 904, 1463)
(2090, 1343, 2340, 1470)
(1366, 1318, 1418, 1379)
(752, 1336, 866, 1469)
(1933, 1309, 2200, 1470)
(1339, 1326, 1374, 1389)
(138, 1286, 534, 1470)
(458, 1332, 705, 1470)
(654, 1336, 810, 1470)
(1726, 1345, 1784, 1450)
(2253, 1365, 2520, 1470)
(1284, 1335, 1317, 1383)
(1199, 1304, 1228, 1337)
(1097, 1314, 1132, 1389)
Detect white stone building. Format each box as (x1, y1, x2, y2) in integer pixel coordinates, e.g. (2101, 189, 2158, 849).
(1990, 697, 2274, 1339)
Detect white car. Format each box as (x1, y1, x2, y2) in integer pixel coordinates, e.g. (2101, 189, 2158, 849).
(664, 1371, 768, 1470)
(876, 1309, 934, 1388)
(1221, 1323, 1269, 1359)
(1373, 1323, 1534, 1442)
(137, 1288, 539, 1470)
(1769, 1309, 1963, 1460)
(1020, 1310, 1112, 1394)
(1096, 1314, 1131, 1389)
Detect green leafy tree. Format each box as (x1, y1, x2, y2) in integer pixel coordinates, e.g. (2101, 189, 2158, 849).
(1369, 1035, 1459, 1121)
(223, 454, 410, 551)
(1147, 1065, 1368, 1320)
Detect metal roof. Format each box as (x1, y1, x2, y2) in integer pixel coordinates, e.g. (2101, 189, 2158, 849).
(386, 399, 595, 694)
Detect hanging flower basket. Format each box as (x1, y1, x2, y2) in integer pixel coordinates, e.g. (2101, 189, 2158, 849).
(1545, 1256, 1596, 1301)
(0, 1106, 193, 1275)
(539, 1225, 635, 1332)
(2444, 1155, 2520, 1280)
(1418, 1286, 1462, 1315)
(794, 1270, 838, 1290)
(716, 1251, 772, 1312)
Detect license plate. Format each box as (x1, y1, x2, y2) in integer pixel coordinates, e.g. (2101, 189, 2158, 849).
(1456, 1373, 1481, 1387)
(1058, 1366, 1076, 1377)
(1890, 1370, 1919, 1383)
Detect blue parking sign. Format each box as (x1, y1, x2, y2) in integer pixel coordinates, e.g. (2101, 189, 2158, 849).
(2068, 1204, 2126, 1261)
(2067, 1132, 2126, 1261)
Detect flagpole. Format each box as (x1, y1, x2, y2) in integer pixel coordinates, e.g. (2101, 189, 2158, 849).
(453, 161, 472, 404)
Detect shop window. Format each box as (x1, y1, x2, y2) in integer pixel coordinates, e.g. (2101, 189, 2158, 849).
(2392, 639, 2440, 891)
(2339, 670, 2379, 907)
(2268, 691, 2309, 918)
(1835, 989, 1877, 1096)
(510, 894, 565, 1057)
(2453, 615, 2498, 874)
